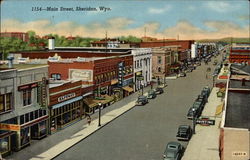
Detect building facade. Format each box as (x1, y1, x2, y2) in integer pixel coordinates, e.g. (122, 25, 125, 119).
(229, 43, 250, 65)
(49, 80, 83, 133)
(132, 48, 152, 91)
(0, 64, 49, 157)
(0, 32, 29, 42)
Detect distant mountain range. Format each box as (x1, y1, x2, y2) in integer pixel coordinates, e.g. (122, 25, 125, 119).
(197, 37, 250, 43)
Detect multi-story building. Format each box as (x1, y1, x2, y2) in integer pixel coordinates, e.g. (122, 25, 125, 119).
(0, 32, 29, 42)
(229, 43, 250, 65)
(132, 48, 152, 91)
(90, 38, 130, 48)
(152, 46, 180, 81)
(48, 55, 133, 114)
(0, 62, 49, 157)
(220, 64, 250, 160)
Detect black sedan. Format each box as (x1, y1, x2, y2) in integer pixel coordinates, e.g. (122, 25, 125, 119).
(176, 125, 192, 141)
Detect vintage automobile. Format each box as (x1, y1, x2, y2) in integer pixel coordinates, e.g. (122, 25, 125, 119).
(201, 86, 211, 101)
(163, 142, 183, 160)
(187, 101, 203, 119)
(178, 72, 186, 77)
(155, 87, 164, 94)
(176, 125, 192, 141)
(135, 95, 148, 106)
(147, 89, 157, 99)
(195, 95, 206, 109)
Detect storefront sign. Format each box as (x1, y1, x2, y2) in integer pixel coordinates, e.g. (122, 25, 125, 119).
(0, 123, 20, 131)
(196, 118, 215, 126)
(58, 93, 76, 102)
(41, 77, 47, 108)
(69, 69, 93, 81)
(18, 82, 38, 91)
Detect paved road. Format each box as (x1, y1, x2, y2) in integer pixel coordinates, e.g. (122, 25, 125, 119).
(54, 57, 218, 160)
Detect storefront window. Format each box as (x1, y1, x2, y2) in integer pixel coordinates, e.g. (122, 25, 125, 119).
(63, 112, 71, 124)
(39, 121, 46, 137)
(21, 127, 30, 146)
(0, 95, 4, 112)
(0, 137, 9, 153)
(20, 115, 24, 125)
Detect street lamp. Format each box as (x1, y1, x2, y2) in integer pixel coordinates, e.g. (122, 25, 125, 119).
(98, 102, 102, 127)
(212, 75, 216, 87)
(192, 108, 196, 134)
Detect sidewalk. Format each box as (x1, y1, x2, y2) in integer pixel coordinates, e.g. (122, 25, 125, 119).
(182, 87, 222, 160)
(7, 86, 153, 160)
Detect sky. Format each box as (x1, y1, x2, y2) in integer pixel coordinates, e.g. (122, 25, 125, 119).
(0, 0, 249, 40)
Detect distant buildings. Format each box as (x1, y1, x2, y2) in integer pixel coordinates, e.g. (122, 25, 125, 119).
(0, 32, 29, 42)
(229, 43, 250, 65)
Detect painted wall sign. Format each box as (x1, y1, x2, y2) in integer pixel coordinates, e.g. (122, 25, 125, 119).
(0, 123, 20, 131)
(69, 69, 93, 81)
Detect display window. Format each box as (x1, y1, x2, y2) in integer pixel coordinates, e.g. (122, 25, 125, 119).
(0, 137, 10, 154)
(20, 127, 30, 146)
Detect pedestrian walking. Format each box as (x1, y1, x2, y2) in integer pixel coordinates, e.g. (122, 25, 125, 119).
(87, 115, 91, 125)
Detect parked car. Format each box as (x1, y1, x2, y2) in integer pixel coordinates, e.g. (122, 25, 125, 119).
(195, 95, 206, 109)
(163, 142, 183, 160)
(155, 87, 164, 94)
(135, 95, 148, 106)
(195, 61, 201, 66)
(147, 89, 157, 99)
(176, 125, 192, 141)
(178, 72, 186, 77)
(201, 86, 210, 101)
(187, 101, 203, 119)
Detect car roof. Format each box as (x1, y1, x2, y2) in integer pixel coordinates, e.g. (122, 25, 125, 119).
(167, 141, 181, 146)
(138, 95, 146, 98)
(179, 125, 190, 129)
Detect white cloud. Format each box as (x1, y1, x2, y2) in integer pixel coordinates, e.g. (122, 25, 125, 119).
(1, 18, 248, 40)
(148, 5, 171, 14)
(205, 1, 238, 13)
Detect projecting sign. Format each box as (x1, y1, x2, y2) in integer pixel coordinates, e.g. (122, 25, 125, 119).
(69, 69, 93, 81)
(196, 118, 215, 126)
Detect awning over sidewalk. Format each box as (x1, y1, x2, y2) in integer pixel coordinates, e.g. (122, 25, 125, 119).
(215, 102, 224, 116)
(122, 86, 134, 92)
(111, 79, 118, 85)
(83, 95, 114, 108)
(52, 96, 83, 109)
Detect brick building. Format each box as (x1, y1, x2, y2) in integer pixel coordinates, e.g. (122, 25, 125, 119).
(140, 40, 194, 50)
(0, 32, 29, 42)
(48, 55, 133, 114)
(229, 43, 250, 65)
(49, 80, 83, 133)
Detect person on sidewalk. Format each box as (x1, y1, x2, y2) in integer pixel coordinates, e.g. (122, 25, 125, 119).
(87, 115, 91, 125)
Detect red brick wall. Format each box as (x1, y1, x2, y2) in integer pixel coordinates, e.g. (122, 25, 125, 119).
(140, 40, 194, 50)
(49, 81, 82, 106)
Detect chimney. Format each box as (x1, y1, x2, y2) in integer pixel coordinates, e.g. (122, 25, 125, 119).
(242, 78, 246, 86)
(7, 55, 14, 68)
(48, 37, 55, 50)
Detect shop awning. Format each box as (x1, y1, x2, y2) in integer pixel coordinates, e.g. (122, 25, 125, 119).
(122, 86, 134, 92)
(84, 95, 114, 108)
(111, 79, 118, 85)
(215, 103, 224, 116)
(52, 96, 83, 109)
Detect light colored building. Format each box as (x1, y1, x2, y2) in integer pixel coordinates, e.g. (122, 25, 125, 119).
(132, 48, 152, 91)
(220, 65, 250, 160)
(0, 62, 49, 157)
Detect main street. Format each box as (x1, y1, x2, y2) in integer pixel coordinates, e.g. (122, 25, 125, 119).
(54, 57, 217, 160)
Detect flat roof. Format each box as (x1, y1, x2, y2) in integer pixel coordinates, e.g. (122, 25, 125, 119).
(231, 64, 250, 75)
(225, 91, 250, 129)
(229, 79, 250, 89)
(0, 64, 47, 70)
